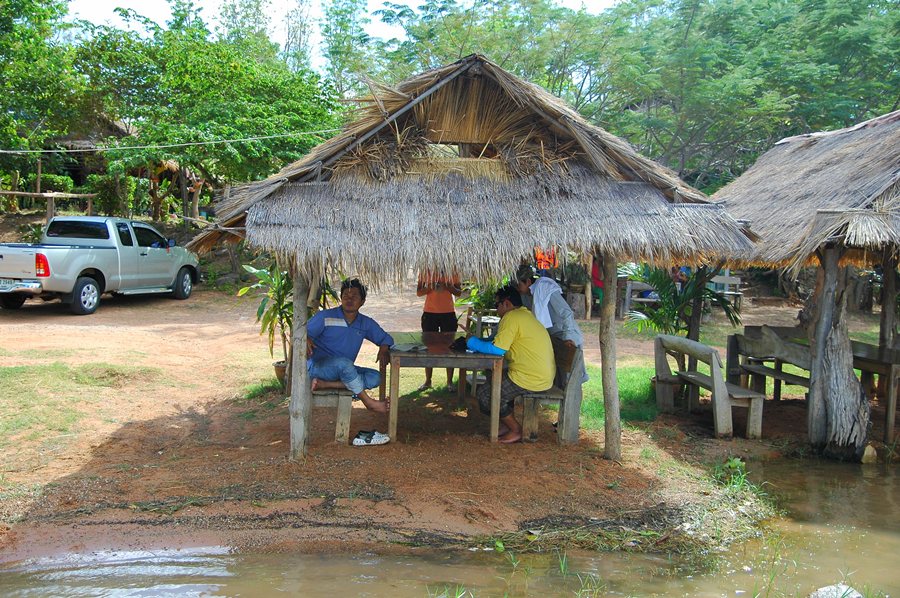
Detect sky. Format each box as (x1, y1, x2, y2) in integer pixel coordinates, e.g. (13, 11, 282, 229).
(66, 0, 618, 70)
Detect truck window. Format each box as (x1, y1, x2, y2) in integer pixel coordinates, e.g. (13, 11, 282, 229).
(116, 223, 134, 246)
(46, 220, 110, 239)
(133, 225, 167, 248)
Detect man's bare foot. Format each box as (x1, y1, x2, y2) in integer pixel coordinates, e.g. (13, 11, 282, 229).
(311, 378, 320, 392)
(417, 382, 432, 392)
(498, 423, 510, 437)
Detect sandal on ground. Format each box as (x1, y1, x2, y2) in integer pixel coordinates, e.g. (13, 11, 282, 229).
(352, 430, 390, 446)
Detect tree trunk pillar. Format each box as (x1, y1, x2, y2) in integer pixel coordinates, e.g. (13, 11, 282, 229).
(808, 247, 870, 459)
(289, 263, 311, 460)
(599, 252, 621, 460)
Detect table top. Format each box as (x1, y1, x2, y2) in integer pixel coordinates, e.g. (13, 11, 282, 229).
(388, 331, 502, 364)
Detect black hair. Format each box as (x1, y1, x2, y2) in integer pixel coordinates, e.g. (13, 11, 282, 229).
(515, 264, 537, 283)
(495, 284, 523, 307)
(340, 278, 367, 301)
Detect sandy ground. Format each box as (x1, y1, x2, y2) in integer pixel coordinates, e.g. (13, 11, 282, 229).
(0, 280, 885, 561)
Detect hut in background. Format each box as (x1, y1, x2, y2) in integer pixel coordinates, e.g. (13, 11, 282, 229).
(189, 54, 756, 459)
(714, 110, 900, 459)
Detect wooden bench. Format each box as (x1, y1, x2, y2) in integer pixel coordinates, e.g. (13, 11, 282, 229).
(621, 280, 659, 315)
(310, 363, 388, 444)
(655, 334, 765, 438)
(518, 337, 583, 444)
(726, 326, 810, 401)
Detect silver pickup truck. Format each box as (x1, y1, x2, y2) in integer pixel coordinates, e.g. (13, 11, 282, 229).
(0, 216, 199, 315)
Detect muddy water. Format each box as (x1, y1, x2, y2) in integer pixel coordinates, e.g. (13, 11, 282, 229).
(1, 460, 898, 597)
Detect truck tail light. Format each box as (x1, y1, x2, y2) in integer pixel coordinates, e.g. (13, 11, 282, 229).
(35, 253, 50, 277)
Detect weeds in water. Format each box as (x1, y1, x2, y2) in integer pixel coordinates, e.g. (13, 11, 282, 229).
(574, 572, 608, 597)
(426, 584, 474, 598)
(555, 548, 569, 576)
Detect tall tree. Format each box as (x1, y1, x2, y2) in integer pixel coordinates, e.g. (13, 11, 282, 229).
(322, 0, 375, 96)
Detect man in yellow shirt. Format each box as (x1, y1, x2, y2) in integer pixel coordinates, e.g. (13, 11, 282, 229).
(466, 285, 555, 443)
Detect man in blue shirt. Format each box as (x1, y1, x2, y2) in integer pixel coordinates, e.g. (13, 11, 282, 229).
(307, 278, 393, 413)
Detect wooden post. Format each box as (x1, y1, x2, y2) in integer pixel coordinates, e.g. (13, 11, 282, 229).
(289, 264, 311, 460)
(599, 252, 621, 460)
(585, 253, 593, 319)
(809, 247, 870, 458)
(879, 251, 897, 349)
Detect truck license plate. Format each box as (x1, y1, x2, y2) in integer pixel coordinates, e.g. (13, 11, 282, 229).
(0, 278, 15, 289)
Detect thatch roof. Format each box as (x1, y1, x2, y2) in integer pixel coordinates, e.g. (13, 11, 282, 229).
(714, 110, 900, 272)
(189, 54, 754, 281)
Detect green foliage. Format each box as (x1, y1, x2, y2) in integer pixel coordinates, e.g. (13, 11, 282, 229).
(620, 264, 740, 337)
(455, 280, 502, 312)
(85, 173, 138, 216)
(17, 222, 43, 244)
(711, 456, 751, 490)
(238, 263, 294, 363)
(24, 173, 73, 193)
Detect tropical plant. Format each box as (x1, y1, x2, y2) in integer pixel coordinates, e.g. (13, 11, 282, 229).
(237, 263, 294, 364)
(620, 263, 740, 336)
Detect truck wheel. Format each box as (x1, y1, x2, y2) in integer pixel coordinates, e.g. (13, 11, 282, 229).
(71, 277, 100, 315)
(172, 267, 193, 300)
(0, 294, 27, 309)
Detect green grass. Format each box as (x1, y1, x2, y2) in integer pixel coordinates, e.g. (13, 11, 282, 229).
(580, 364, 657, 431)
(0, 362, 162, 449)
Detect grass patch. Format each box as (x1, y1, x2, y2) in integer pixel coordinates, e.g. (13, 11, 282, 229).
(0, 362, 161, 449)
(580, 364, 657, 432)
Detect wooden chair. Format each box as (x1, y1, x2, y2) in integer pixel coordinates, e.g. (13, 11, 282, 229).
(518, 337, 583, 444)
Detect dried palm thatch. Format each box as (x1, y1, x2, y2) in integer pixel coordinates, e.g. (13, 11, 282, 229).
(190, 54, 753, 278)
(246, 164, 752, 285)
(714, 110, 900, 272)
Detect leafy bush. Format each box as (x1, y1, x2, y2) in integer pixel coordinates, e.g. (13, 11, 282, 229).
(85, 174, 138, 216)
(24, 173, 73, 193)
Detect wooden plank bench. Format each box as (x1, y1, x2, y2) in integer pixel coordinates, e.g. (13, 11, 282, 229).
(726, 326, 810, 401)
(519, 337, 583, 444)
(710, 274, 744, 311)
(655, 334, 765, 438)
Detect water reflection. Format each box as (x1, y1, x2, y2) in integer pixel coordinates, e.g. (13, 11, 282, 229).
(1, 460, 898, 596)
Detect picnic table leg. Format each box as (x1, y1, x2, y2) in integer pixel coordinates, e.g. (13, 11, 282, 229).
(389, 357, 400, 441)
(457, 368, 467, 409)
(885, 364, 898, 444)
(490, 359, 502, 443)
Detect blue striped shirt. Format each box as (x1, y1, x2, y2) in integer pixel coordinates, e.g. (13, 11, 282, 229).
(307, 306, 394, 364)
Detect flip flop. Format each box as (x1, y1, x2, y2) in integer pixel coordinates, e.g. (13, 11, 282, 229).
(352, 430, 390, 446)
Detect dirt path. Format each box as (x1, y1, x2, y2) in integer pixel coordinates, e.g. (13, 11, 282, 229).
(0, 284, 797, 560)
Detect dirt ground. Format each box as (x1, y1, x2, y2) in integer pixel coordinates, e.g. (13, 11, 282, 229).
(0, 257, 892, 562)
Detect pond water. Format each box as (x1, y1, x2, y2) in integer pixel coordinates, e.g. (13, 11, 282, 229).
(1, 460, 898, 597)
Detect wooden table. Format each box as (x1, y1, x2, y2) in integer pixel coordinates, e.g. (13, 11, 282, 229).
(388, 331, 505, 442)
(851, 340, 900, 444)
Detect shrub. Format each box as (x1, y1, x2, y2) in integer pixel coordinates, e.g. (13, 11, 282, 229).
(85, 174, 138, 216)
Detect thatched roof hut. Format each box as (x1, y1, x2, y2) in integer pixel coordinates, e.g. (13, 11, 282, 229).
(714, 110, 900, 273)
(189, 54, 754, 281)
(714, 110, 900, 458)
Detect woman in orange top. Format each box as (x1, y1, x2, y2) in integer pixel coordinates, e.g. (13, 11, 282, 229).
(416, 272, 462, 390)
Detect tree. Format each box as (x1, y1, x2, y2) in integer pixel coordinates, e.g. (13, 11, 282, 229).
(322, 0, 376, 96)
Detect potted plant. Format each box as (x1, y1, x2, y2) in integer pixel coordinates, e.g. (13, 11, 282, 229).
(563, 260, 588, 293)
(238, 262, 294, 387)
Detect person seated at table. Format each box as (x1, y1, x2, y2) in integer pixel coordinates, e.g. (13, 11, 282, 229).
(307, 278, 393, 413)
(416, 270, 462, 391)
(466, 285, 555, 443)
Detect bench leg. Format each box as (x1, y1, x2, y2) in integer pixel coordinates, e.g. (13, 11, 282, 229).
(750, 372, 766, 395)
(335, 394, 352, 444)
(558, 383, 583, 445)
(746, 397, 763, 439)
(773, 360, 783, 401)
(522, 397, 539, 442)
(656, 379, 676, 413)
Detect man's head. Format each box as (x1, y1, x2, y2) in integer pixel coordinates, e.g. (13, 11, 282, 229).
(340, 278, 367, 314)
(494, 284, 523, 317)
(515, 264, 537, 294)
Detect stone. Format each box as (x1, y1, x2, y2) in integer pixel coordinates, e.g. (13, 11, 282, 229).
(860, 444, 878, 464)
(809, 584, 862, 598)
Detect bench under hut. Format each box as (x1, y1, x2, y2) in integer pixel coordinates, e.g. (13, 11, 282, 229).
(189, 54, 756, 459)
(714, 109, 900, 459)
